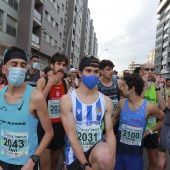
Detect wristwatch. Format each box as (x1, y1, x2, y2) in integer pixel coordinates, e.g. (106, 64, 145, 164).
(155, 87, 160, 91)
(30, 155, 40, 163)
(149, 129, 153, 135)
(80, 162, 90, 170)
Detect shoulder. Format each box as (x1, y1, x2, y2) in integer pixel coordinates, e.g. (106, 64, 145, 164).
(40, 70, 45, 78)
(30, 89, 45, 103)
(117, 79, 123, 88)
(37, 77, 46, 85)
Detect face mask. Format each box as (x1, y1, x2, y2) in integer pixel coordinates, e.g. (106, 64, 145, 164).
(7, 68, 26, 87)
(32, 62, 39, 70)
(147, 82, 151, 88)
(159, 83, 163, 88)
(81, 74, 99, 89)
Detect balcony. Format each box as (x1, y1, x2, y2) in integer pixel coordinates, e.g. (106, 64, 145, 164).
(33, 9, 42, 27)
(35, 0, 43, 5)
(31, 33, 40, 49)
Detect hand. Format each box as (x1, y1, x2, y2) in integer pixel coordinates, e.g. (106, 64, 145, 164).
(142, 130, 150, 139)
(47, 73, 63, 86)
(85, 166, 92, 170)
(158, 151, 167, 170)
(21, 159, 35, 170)
(141, 75, 148, 88)
(155, 75, 161, 88)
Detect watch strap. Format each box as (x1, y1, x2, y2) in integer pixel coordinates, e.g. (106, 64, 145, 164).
(149, 129, 153, 135)
(155, 87, 161, 91)
(80, 162, 90, 170)
(30, 155, 40, 163)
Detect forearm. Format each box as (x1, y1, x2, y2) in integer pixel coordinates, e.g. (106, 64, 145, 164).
(105, 130, 116, 155)
(42, 83, 52, 98)
(70, 137, 88, 164)
(34, 128, 53, 156)
(157, 90, 166, 110)
(151, 120, 163, 132)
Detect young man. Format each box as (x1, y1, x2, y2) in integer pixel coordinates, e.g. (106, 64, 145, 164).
(139, 62, 166, 170)
(60, 56, 116, 170)
(0, 46, 53, 170)
(36, 52, 69, 170)
(112, 73, 164, 170)
(25, 55, 45, 87)
(97, 59, 122, 135)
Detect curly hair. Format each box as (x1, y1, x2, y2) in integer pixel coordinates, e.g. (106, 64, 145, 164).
(51, 52, 68, 66)
(99, 60, 115, 70)
(123, 73, 144, 96)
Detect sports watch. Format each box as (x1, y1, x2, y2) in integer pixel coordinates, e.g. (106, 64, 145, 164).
(30, 155, 40, 163)
(80, 162, 90, 169)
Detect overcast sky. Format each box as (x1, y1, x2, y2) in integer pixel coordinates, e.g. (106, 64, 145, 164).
(88, 0, 159, 72)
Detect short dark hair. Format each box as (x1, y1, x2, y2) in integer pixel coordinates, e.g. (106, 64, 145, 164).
(166, 78, 170, 82)
(133, 67, 141, 74)
(99, 60, 114, 70)
(44, 66, 52, 74)
(51, 52, 68, 65)
(30, 55, 39, 61)
(123, 73, 144, 96)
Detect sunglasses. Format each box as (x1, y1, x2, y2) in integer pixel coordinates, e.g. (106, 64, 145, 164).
(142, 68, 155, 71)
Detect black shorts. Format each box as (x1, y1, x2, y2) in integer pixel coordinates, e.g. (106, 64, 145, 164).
(37, 121, 65, 150)
(143, 133, 158, 149)
(66, 147, 93, 170)
(0, 160, 38, 170)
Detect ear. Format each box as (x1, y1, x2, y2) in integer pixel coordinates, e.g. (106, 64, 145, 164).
(2, 66, 7, 75)
(78, 71, 82, 78)
(50, 63, 54, 69)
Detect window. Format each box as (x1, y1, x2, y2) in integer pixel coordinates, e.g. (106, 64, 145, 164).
(55, 23, 58, 31)
(6, 15, 17, 37)
(43, 32, 47, 41)
(59, 32, 62, 39)
(54, 40, 57, 47)
(60, 18, 63, 24)
(8, 0, 19, 11)
(49, 36, 52, 45)
(62, 3, 64, 10)
(57, 5, 60, 14)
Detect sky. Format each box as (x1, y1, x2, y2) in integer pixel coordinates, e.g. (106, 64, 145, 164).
(88, 0, 159, 72)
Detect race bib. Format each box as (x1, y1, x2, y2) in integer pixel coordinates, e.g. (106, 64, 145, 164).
(120, 124, 143, 146)
(1, 129, 28, 158)
(148, 115, 155, 124)
(112, 99, 118, 115)
(48, 100, 61, 119)
(77, 125, 101, 152)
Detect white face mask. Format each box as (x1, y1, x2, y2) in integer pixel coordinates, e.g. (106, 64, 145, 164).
(32, 62, 39, 70)
(7, 67, 27, 87)
(147, 82, 151, 88)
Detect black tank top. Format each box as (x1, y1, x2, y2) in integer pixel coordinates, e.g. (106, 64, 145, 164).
(25, 70, 40, 87)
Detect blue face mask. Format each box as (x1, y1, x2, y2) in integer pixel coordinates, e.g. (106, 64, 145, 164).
(7, 68, 26, 87)
(159, 83, 164, 88)
(32, 62, 39, 70)
(81, 74, 99, 89)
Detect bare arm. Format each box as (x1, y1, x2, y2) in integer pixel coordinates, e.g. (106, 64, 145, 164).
(40, 70, 45, 78)
(143, 103, 165, 138)
(104, 96, 116, 154)
(36, 77, 46, 93)
(155, 76, 166, 110)
(60, 94, 88, 165)
(22, 90, 53, 169)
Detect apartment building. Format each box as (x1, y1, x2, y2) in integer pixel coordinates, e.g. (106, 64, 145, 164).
(0, 0, 19, 60)
(0, 0, 98, 70)
(89, 19, 94, 55)
(155, 0, 170, 79)
(147, 49, 155, 66)
(128, 61, 141, 74)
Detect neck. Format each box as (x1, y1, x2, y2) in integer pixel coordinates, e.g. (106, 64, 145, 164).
(30, 68, 38, 74)
(100, 76, 112, 84)
(78, 83, 96, 96)
(7, 83, 26, 95)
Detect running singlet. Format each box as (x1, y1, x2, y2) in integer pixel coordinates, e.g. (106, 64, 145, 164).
(48, 83, 65, 123)
(25, 70, 40, 87)
(97, 77, 120, 115)
(0, 85, 38, 165)
(65, 90, 106, 165)
(117, 99, 148, 156)
(144, 83, 157, 133)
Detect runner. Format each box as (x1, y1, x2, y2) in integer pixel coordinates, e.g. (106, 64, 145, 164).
(25, 55, 45, 87)
(112, 73, 164, 170)
(139, 62, 166, 170)
(97, 59, 122, 135)
(36, 52, 69, 170)
(60, 55, 116, 170)
(0, 46, 53, 170)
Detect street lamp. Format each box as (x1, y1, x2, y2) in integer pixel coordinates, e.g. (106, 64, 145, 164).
(98, 49, 108, 58)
